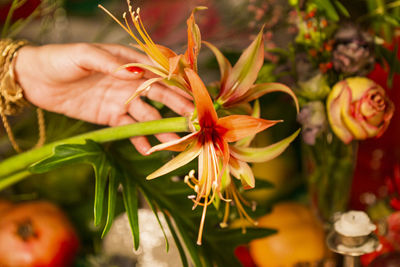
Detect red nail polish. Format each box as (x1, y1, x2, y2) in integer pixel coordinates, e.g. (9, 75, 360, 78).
(126, 66, 144, 74)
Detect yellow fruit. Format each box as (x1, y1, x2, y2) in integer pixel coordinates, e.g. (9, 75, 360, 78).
(249, 202, 327, 267)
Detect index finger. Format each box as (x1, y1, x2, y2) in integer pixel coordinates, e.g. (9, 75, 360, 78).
(146, 83, 194, 116)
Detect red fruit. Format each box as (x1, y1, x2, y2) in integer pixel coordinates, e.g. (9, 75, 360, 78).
(369, 252, 400, 267)
(0, 201, 79, 267)
(387, 211, 400, 248)
(234, 245, 257, 267)
(361, 236, 394, 266)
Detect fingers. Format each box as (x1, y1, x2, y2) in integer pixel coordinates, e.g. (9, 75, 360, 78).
(109, 115, 151, 155)
(72, 43, 144, 80)
(128, 98, 182, 144)
(94, 43, 193, 101)
(94, 43, 153, 65)
(146, 83, 194, 116)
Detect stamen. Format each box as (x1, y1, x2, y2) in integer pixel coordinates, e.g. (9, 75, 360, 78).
(196, 198, 208, 245)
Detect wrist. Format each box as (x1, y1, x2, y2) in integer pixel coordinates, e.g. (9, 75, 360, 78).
(0, 39, 30, 115)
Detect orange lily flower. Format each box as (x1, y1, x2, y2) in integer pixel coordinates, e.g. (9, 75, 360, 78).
(146, 68, 281, 245)
(99, 1, 205, 101)
(205, 29, 299, 112)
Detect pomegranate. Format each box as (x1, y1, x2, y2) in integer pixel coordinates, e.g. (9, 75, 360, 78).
(0, 201, 79, 267)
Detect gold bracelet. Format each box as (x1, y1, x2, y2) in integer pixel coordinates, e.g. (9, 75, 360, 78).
(0, 39, 46, 153)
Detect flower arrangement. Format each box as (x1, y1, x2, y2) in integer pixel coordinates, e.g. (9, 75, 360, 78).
(0, 0, 300, 265)
(273, 0, 397, 222)
(0, 0, 399, 265)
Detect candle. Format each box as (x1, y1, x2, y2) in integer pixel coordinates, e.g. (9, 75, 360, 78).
(334, 211, 376, 237)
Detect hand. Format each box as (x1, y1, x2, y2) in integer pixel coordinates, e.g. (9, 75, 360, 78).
(14, 43, 194, 154)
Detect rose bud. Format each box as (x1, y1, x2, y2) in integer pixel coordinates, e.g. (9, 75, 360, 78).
(326, 77, 394, 144)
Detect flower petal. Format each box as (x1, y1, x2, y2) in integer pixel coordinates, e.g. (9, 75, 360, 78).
(155, 44, 178, 59)
(185, 7, 207, 72)
(184, 68, 218, 125)
(340, 87, 368, 140)
(233, 82, 299, 113)
(230, 129, 300, 163)
(216, 138, 230, 189)
(326, 82, 354, 144)
(220, 28, 264, 103)
(168, 55, 183, 80)
(229, 157, 255, 189)
(125, 77, 164, 104)
(218, 115, 281, 143)
(235, 100, 260, 147)
(203, 41, 232, 86)
(146, 132, 199, 155)
(146, 141, 201, 180)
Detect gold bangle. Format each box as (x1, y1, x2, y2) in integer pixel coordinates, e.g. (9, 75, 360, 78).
(0, 39, 46, 153)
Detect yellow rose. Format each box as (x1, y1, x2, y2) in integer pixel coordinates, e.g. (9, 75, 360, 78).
(327, 77, 394, 144)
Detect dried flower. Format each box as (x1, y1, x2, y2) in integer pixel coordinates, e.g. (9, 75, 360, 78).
(297, 101, 327, 145)
(332, 24, 375, 76)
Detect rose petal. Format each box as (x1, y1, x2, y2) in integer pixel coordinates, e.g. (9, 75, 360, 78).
(326, 81, 354, 143)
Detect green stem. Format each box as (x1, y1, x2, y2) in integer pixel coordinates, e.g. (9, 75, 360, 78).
(0, 117, 188, 179)
(0, 170, 30, 189)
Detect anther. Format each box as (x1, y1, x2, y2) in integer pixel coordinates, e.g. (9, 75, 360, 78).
(251, 201, 257, 211)
(184, 175, 189, 183)
(219, 222, 228, 228)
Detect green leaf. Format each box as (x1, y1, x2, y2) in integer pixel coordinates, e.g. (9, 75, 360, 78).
(141, 188, 169, 252)
(388, 43, 399, 87)
(29, 140, 102, 173)
(382, 14, 400, 26)
(173, 217, 202, 267)
(375, 44, 400, 87)
(102, 167, 119, 238)
(121, 172, 140, 250)
(209, 227, 276, 244)
(92, 153, 110, 226)
(29, 140, 112, 227)
(162, 212, 189, 267)
(333, 0, 350, 17)
(314, 0, 339, 21)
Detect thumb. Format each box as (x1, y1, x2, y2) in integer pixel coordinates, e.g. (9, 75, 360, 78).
(73, 43, 144, 80)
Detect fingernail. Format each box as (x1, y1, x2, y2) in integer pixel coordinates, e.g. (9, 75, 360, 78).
(125, 66, 144, 74)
